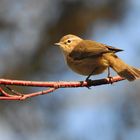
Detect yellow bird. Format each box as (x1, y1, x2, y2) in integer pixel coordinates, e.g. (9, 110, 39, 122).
(55, 34, 140, 81)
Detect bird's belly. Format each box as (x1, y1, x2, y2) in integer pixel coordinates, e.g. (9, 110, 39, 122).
(67, 57, 109, 76)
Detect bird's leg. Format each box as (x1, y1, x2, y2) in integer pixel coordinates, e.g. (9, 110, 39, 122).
(86, 70, 94, 81)
(107, 67, 113, 84)
(85, 69, 96, 89)
(85, 74, 91, 81)
(107, 67, 111, 78)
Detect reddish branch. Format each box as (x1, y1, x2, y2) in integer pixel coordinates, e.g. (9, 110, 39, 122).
(0, 76, 124, 100)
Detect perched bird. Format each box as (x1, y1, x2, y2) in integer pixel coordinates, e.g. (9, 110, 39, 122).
(55, 34, 140, 81)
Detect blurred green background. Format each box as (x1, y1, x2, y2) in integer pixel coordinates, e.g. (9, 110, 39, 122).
(0, 0, 140, 140)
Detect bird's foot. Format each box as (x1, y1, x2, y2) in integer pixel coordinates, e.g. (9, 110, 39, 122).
(108, 76, 113, 84)
(85, 77, 93, 89)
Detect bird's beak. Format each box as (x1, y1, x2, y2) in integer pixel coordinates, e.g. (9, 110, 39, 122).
(55, 42, 61, 46)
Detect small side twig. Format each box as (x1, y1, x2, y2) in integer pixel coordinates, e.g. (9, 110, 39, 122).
(4, 85, 22, 96)
(0, 76, 125, 100)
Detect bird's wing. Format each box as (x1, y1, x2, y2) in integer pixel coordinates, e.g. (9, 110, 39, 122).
(69, 40, 123, 60)
(104, 45, 123, 53)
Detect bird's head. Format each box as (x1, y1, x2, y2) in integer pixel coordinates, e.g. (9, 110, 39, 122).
(55, 34, 82, 56)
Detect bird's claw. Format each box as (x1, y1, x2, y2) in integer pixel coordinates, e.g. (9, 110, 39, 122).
(85, 78, 93, 89)
(108, 76, 113, 84)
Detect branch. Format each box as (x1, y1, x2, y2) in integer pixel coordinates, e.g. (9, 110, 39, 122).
(0, 76, 124, 100)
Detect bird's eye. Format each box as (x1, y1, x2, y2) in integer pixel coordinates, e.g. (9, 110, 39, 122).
(67, 39, 71, 43)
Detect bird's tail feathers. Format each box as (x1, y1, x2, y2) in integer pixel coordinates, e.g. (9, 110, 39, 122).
(104, 53, 140, 81)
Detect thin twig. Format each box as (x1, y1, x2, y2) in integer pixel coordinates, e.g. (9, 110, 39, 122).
(0, 76, 125, 100)
(0, 76, 124, 87)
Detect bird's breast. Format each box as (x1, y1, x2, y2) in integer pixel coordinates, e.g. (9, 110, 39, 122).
(66, 55, 109, 76)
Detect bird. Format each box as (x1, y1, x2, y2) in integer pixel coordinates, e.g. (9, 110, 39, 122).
(55, 34, 140, 81)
